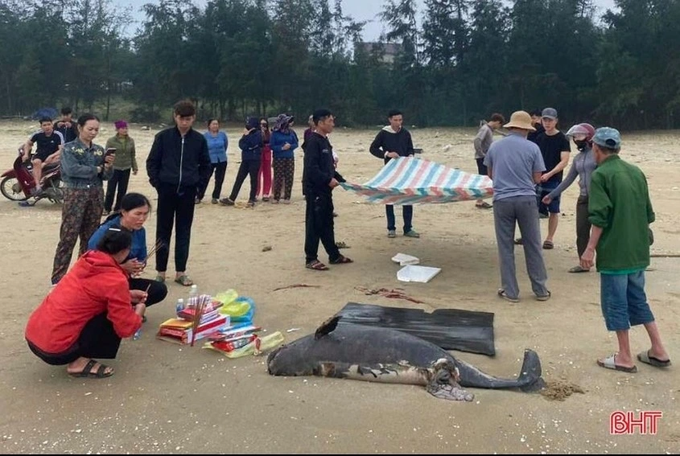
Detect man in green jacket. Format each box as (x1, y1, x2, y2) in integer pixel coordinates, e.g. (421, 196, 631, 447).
(580, 127, 671, 373)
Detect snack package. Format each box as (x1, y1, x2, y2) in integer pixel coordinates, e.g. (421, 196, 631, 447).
(203, 331, 284, 359)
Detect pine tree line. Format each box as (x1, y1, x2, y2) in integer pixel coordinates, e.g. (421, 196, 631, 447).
(0, 0, 678, 129)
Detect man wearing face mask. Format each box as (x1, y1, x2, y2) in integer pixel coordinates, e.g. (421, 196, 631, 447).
(542, 123, 598, 273)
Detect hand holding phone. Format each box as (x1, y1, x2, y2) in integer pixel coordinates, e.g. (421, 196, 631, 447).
(104, 148, 116, 166)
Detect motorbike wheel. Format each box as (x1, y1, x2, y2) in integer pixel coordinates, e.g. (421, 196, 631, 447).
(1, 176, 29, 201)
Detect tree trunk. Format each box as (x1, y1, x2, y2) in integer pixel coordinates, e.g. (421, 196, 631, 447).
(5, 77, 12, 114)
(105, 77, 111, 121)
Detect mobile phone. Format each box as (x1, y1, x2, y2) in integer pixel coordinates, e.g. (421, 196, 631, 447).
(105, 148, 116, 157)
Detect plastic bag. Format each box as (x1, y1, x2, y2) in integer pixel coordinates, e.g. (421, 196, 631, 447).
(215, 289, 238, 306)
(218, 296, 255, 323)
(203, 331, 284, 358)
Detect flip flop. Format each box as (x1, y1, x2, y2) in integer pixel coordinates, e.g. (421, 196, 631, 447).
(329, 255, 353, 265)
(543, 240, 554, 250)
(569, 265, 590, 273)
(306, 260, 329, 271)
(174, 275, 194, 286)
(497, 289, 519, 303)
(637, 350, 671, 368)
(597, 354, 637, 373)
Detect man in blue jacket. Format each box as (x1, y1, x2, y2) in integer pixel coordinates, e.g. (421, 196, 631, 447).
(146, 100, 211, 287)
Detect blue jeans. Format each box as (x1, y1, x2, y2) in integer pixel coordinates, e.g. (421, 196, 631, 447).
(386, 205, 413, 233)
(600, 271, 655, 331)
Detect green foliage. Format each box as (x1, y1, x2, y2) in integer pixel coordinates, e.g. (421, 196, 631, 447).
(0, 0, 679, 129)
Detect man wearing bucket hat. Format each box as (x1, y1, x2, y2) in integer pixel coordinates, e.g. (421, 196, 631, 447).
(483, 111, 551, 303)
(580, 127, 670, 373)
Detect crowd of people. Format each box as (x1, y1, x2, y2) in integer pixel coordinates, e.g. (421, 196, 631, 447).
(479, 108, 670, 373)
(20, 99, 670, 379)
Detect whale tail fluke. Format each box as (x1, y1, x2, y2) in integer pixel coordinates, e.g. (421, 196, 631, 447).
(518, 349, 546, 392)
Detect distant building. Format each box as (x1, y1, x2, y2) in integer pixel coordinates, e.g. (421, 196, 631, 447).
(355, 42, 402, 64)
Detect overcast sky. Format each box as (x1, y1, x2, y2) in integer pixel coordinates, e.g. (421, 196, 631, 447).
(118, 0, 617, 41)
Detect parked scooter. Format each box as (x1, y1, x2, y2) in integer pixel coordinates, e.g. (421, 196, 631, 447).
(0, 147, 64, 205)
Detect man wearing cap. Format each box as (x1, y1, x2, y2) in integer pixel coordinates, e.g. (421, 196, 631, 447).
(483, 111, 551, 303)
(519, 107, 571, 249)
(580, 127, 671, 373)
(104, 120, 138, 215)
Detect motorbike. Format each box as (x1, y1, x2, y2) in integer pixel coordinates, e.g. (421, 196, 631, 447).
(0, 147, 64, 205)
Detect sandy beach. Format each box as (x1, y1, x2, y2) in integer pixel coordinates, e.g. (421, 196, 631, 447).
(0, 119, 678, 454)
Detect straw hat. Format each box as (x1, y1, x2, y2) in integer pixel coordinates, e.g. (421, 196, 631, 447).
(503, 111, 536, 131)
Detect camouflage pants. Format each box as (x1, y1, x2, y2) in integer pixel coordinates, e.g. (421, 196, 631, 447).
(51, 187, 104, 284)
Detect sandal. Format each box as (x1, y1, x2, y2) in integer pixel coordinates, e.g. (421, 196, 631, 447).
(542, 240, 554, 250)
(68, 359, 114, 378)
(306, 260, 329, 271)
(535, 290, 551, 302)
(637, 350, 671, 368)
(174, 275, 194, 286)
(329, 255, 354, 265)
(476, 201, 492, 209)
(597, 354, 637, 373)
(568, 265, 590, 273)
(155, 275, 166, 283)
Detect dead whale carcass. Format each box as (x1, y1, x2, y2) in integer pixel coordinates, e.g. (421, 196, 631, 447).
(267, 317, 545, 401)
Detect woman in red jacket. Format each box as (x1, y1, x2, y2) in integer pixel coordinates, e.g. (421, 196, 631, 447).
(25, 228, 147, 378)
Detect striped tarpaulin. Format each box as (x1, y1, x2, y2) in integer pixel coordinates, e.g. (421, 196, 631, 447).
(341, 157, 493, 205)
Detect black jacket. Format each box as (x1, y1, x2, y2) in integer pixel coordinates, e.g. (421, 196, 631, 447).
(302, 132, 344, 195)
(239, 129, 263, 161)
(146, 126, 211, 190)
(369, 126, 415, 164)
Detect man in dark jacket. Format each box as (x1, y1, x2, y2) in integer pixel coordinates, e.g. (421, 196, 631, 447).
(220, 116, 263, 207)
(146, 99, 211, 287)
(302, 109, 353, 271)
(369, 109, 419, 238)
(54, 107, 79, 144)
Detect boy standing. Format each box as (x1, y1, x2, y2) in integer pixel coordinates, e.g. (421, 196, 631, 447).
(369, 109, 419, 238)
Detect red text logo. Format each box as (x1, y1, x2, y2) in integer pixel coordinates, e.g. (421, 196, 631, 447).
(610, 411, 662, 435)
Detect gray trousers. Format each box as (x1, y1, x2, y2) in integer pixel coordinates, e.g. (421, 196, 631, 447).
(493, 196, 549, 299)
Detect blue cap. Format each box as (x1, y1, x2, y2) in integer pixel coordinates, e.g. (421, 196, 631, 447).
(593, 127, 621, 149)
